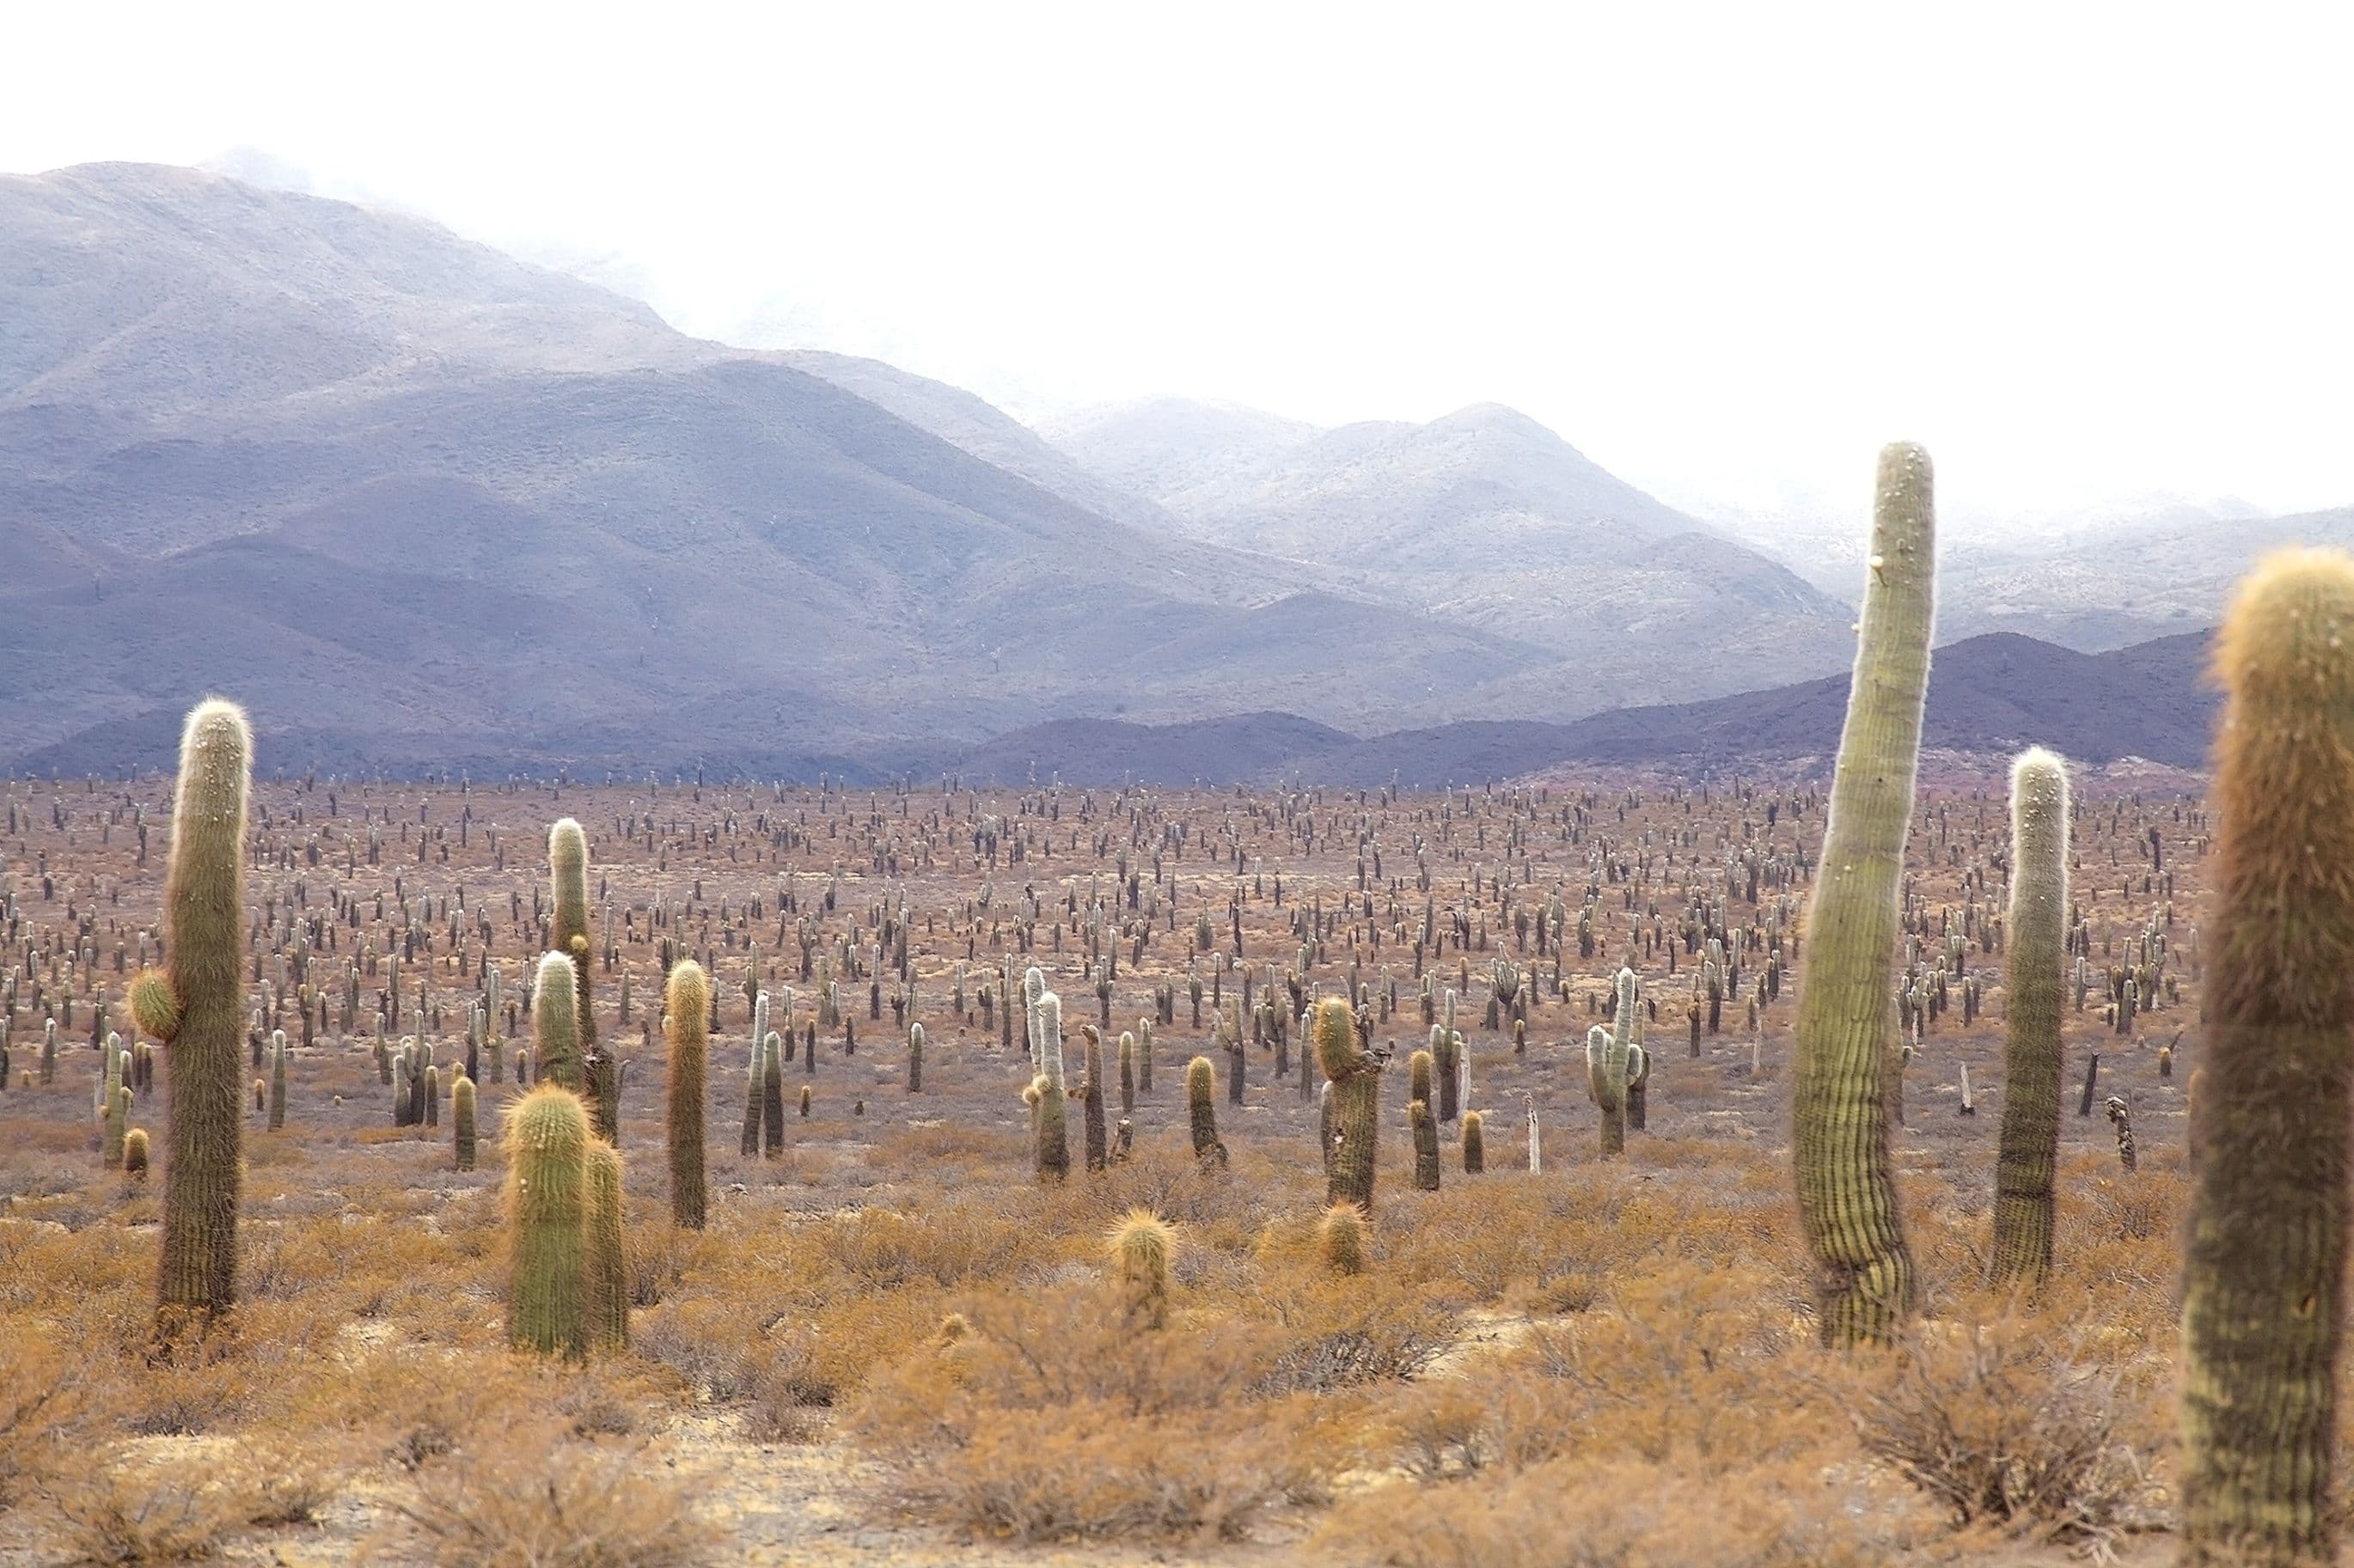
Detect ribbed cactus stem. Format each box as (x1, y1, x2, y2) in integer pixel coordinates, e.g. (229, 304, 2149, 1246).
(2180, 550, 2354, 1561)
(1108, 1209, 1176, 1330)
(1792, 442, 1934, 1348)
(1990, 747, 2070, 1287)
(665, 961, 709, 1230)
(1186, 1054, 1225, 1164)
(1317, 998, 1379, 1211)
(504, 1083, 589, 1358)
(533, 951, 582, 1091)
(585, 1140, 628, 1353)
(153, 699, 251, 1341)
(266, 1028, 287, 1131)
(549, 819, 607, 1136)
(453, 1074, 477, 1170)
(1032, 992, 1068, 1181)
(1319, 1202, 1367, 1277)
(1462, 1108, 1485, 1174)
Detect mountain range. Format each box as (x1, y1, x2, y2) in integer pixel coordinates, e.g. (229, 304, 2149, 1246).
(0, 160, 2308, 781)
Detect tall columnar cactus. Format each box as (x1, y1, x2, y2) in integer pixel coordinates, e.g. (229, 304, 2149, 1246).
(761, 1033, 786, 1157)
(1186, 1055, 1226, 1164)
(1462, 1109, 1485, 1174)
(665, 961, 709, 1230)
(106, 1083, 131, 1169)
(453, 1073, 477, 1171)
(1792, 442, 1935, 1348)
(908, 1022, 925, 1094)
(585, 1140, 628, 1353)
(1032, 992, 1069, 1181)
(504, 1083, 590, 1358)
(1317, 998, 1379, 1211)
(549, 820, 608, 1137)
(1990, 747, 2070, 1288)
(1108, 1209, 1176, 1330)
(1080, 1024, 1108, 1172)
(2180, 550, 2354, 1562)
(533, 951, 583, 1091)
(266, 1028, 287, 1131)
(1023, 967, 1046, 1074)
(133, 699, 251, 1340)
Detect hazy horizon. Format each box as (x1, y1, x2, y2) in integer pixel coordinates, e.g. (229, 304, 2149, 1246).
(10, 3, 2354, 535)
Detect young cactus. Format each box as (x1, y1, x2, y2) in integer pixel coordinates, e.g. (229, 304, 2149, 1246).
(908, 1021, 925, 1094)
(124, 1127, 150, 1180)
(266, 1028, 287, 1131)
(1410, 1099, 1440, 1191)
(1990, 747, 2070, 1287)
(1186, 1054, 1226, 1166)
(665, 961, 709, 1230)
(1462, 1108, 1485, 1174)
(2180, 550, 2354, 1561)
(138, 699, 252, 1341)
(1792, 442, 1934, 1348)
(1108, 1209, 1177, 1330)
(504, 1083, 589, 1359)
(1319, 1202, 1367, 1277)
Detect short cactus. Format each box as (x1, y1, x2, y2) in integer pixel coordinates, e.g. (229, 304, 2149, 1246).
(124, 1127, 150, 1179)
(533, 951, 583, 1092)
(1462, 1108, 1485, 1174)
(453, 1074, 477, 1170)
(1319, 1202, 1367, 1277)
(1186, 1054, 1226, 1165)
(504, 1083, 589, 1358)
(1410, 1099, 1440, 1191)
(1108, 1209, 1176, 1330)
(585, 1139, 628, 1353)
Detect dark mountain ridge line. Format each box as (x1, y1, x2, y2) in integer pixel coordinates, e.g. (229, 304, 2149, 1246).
(8, 630, 2217, 789)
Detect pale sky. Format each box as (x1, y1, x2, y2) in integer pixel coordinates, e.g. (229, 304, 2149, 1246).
(9, 2, 2354, 528)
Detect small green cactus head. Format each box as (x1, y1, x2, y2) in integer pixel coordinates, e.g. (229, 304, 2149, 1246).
(128, 968, 179, 1043)
(124, 1128, 150, 1178)
(1319, 1202, 1368, 1277)
(1106, 1208, 1177, 1330)
(665, 960, 710, 1028)
(1312, 997, 1365, 1080)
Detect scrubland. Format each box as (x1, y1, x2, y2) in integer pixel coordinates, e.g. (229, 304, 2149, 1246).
(0, 772, 2199, 1565)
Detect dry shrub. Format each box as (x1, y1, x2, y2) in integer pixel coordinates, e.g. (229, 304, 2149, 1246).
(1324, 1455, 1929, 1568)
(1843, 1317, 2151, 1541)
(43, 1452, 249, 1565)
(0, 1336, 90, 1504)
(634, 1296, 832, 1443)
(380, 1430, 715, 1568)
(853, 1291, 1337, 1541)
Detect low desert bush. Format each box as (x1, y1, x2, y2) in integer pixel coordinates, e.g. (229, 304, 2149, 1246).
(378, 1429, 715, 1568)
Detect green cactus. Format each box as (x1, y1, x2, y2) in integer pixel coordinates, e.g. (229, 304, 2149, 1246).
(740, 986, 767, 1157)
(1108, 1209, 1176, 1330)
(124, 1126, 150, 1180)
(2180, 550, 2354, 1561)
(142, 699, 252, 1341)
(533, 951, 582, 1092)
(1462, 1108, 1485, 1174)
(106, 1083, 131, 1169)
(761, 1033, 786, 1157)
(1117, 1028, 1136, 1114)
(267, 1028, 286, 1131)
(548, 818, 612, 1140)
(504, 1083, 590, 1359)
(1792, 442, 1935, 1348)
(1033, 991, 1068, 1181)
(1136, 1017, 1154, 1095)
(453, 1073, 477, 1171)
(425, 1065, 440, 1128)
(585, 1139, 628, 1354)
(665, 961, 709, 1230)
(1409, 1047, 1434, 1108)
(1587, 967, 1639, 1156)
(908, 1021, 925, 1094)
(1080, 1024, 1107, 1173)
(1410, 1099, 1440, 1191)
(1186, 1054, 1226, 1165)
(1317, 998, 1379, 1211)
(1990, 747, 2070, 1288)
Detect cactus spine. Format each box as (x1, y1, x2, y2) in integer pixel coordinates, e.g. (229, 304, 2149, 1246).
(2180, 550, 2354, 1562)
(665, 961, 709, 1230)
(1791, 442, 1934, 1348)
(144, 699, 251, 1339)
(1317, 998, 1379, 1211)
(504, 1083, 590, 1358)
(1990, 747, 2070, 1287)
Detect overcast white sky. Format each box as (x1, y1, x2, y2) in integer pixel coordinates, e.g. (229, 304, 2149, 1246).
(8, 2, 2353, 528)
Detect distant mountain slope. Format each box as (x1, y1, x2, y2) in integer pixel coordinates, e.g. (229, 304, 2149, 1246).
(926, 629, 2216, 786)
(1940, 503, 2354, 650)
(1033, 394, 1856, 674)
(779, 350, 1190, 537)
(0, 163, 1560, 773)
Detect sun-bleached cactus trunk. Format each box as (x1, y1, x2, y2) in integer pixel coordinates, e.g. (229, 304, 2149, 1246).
(1792, 442, 1935, 1348)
